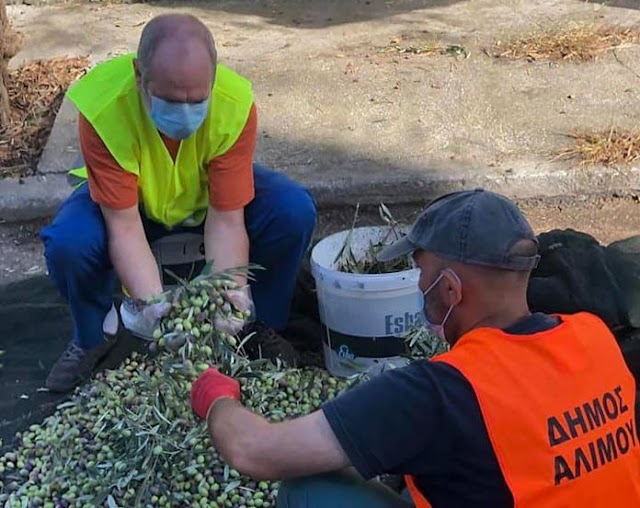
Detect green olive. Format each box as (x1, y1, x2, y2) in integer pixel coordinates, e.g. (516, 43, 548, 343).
(0, 269, 363, 506)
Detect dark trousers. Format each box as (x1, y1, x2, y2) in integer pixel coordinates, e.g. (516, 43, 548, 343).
(277, 470, 414, 508)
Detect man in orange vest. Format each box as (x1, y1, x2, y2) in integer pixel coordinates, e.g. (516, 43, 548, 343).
(190, 189, 640, 507)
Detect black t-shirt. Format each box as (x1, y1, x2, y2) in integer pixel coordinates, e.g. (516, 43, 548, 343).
(322, 313, 564, 508)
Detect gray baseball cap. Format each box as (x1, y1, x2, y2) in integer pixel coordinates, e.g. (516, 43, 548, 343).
(377, 189, 540, 271)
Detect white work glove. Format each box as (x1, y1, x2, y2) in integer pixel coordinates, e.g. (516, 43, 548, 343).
(120, 298, 172, 340)
(214, 285, 255, 336)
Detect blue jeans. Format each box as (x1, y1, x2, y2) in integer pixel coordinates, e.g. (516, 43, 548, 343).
(40, 163, 317, 348)
(277, 470, 414, 508)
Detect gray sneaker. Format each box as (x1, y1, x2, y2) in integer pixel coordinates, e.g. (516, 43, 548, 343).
(45, 334, 118, 393)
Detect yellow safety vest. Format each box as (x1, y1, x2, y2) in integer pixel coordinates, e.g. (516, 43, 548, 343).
(66, 53, 254, 227)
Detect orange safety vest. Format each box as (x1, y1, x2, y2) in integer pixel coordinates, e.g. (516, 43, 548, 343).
(405, 313, 640, 507)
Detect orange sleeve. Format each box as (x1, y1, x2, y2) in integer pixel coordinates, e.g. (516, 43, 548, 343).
(208, 103, 257, 211)
(78, 114, 138, 210)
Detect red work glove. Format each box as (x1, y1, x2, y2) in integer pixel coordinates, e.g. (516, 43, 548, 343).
(190, 368, 241, 420)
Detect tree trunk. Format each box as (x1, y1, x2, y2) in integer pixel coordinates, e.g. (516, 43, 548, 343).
(0, 0, 23, 127)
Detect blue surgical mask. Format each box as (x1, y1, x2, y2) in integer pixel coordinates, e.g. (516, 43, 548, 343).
(149, 96, 210, 140)
(418, 271, 459, 342)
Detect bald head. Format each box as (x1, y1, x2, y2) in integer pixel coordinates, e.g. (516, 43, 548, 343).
(135, 14, 217, 103)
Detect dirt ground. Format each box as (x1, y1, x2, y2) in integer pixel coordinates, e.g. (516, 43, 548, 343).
(7, 0, 640, 187)
(1, 195, 638, 285)
(2, 0, 640, 282)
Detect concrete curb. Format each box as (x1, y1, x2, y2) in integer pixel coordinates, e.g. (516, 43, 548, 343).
(2, 160, 639, 223)
(0, 173, 70, 222)
(3, 97, 638, 221)
(307, 163, 640, 208)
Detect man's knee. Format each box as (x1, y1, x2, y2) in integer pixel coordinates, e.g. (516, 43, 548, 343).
(277, 476, 322, 508)
(275, 184, 317, 240)
(251, 165, 317, 241)
(277, 472, 414, 508)
(42, 213, 108, 274)
(276, 471, 368, 508)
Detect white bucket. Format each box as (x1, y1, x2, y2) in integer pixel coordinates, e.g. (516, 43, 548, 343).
(310, 226, 423, 378)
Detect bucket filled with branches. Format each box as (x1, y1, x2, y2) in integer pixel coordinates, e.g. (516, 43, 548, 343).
(310, 204, 445, 378)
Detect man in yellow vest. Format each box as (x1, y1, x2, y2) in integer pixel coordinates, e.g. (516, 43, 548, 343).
(40, 13, 316, 392)
(189, 189, 640, 507)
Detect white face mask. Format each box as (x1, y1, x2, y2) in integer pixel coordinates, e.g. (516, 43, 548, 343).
(418, 271, 459, 342)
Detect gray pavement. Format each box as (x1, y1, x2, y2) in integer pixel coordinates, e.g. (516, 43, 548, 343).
(2, 0, 640, 222)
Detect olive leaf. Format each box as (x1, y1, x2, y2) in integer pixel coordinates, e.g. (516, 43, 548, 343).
(224, 480, 242, 494)
(335, 202, 412, 274)
(0, 268, 358, 507)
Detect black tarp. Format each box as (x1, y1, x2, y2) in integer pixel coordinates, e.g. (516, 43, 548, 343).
(0, 276, 149, 451)
(0, 269, 323, 451)
(528, 230, 640, 335)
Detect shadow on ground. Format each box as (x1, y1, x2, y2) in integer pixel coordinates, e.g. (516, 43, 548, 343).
(149, 0, 470, 29)
(591, 0, 640, 10)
